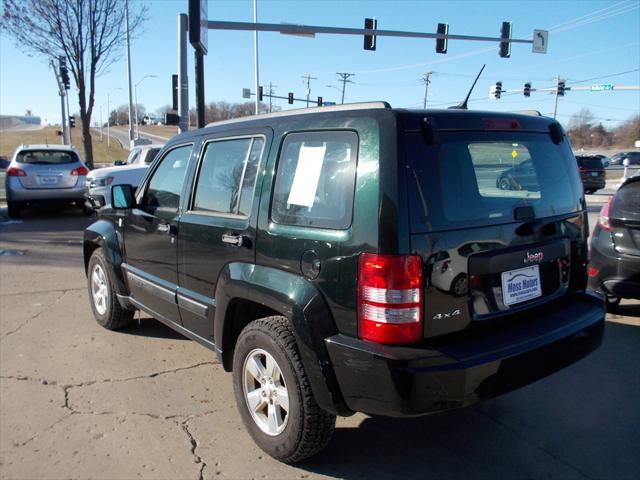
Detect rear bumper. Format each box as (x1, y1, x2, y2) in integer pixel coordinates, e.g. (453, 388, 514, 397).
(6, 178, 85, 202)
(581, 178, 606, 190)
(325, 292, 604, 417)
(589, 238, 640, 299)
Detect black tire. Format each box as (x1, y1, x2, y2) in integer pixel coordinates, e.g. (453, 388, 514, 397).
(605, 295, 621, 312)
(7, 201, 21, 219)
(585, 189, 594, 195)
(497, 177, 511, 190)
(232, 316, 336, 464)
(87, 248, 134, 330)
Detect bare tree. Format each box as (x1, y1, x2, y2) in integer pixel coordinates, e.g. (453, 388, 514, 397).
(1, 0, 146, 168)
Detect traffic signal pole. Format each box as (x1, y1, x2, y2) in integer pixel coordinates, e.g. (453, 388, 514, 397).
(553, 76, 560, 119)
(50, 60, 68, 145)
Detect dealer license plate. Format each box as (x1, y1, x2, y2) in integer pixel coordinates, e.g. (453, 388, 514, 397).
(39, 175, 59, 185)
(501, 265, 542, 306)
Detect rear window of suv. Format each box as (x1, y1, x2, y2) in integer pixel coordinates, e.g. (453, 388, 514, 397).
(576, 156, 604, 169)
(405, 131, 583, 232)
(16, 150, 79, 165)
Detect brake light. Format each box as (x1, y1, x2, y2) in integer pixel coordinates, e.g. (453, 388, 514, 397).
(71, 166, 89, 176)
(358, 253, 423, 344)
(483, 118, 521, 130)
(588, 267, 599, 278)
(7, 167, 27, 177)
(597, 199, 613, 232)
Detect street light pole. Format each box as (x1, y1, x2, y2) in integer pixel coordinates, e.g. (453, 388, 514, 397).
(134, 74, 157, 139)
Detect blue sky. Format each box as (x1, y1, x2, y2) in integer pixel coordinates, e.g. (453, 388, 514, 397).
(1, 0, 639, 129)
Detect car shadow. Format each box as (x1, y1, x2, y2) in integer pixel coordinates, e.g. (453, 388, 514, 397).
(120, 317, 190, 341)
(609, 302, 640, 318)
(299, 322, 640, 480)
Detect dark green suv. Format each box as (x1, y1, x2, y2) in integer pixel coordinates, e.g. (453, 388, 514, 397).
(84, 103, 605, 463)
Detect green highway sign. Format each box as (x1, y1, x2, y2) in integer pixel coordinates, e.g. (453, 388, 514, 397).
(591, 83, 614, 91)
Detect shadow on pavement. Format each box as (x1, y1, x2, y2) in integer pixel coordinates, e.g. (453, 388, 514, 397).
(610, 302, 640, 318)
(301, 322, 640, 480)
(121, 317, 190, 341)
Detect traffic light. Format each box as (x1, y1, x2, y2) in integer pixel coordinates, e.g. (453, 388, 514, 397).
(364, 18, 377, 51)
(436, 23, 449, 54)
(68, 116, 76, 128)
(490, 81, 502, 99)
(288, 92, 294, 104)
(59, 56, 70, 90)
(557, 79, 566, 96)
(523, 82, 531, 97)
(317, 96, 323, 106)
(499, 21, 512, 58)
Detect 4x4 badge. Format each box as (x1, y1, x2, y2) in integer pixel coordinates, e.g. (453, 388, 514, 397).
(524, 251, 544, 264)
(432, 309, 461, 320)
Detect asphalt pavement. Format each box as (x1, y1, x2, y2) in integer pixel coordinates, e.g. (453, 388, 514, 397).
(0, 199, 638, 480)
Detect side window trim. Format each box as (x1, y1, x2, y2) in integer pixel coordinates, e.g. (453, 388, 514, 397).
(187, 134, 266, 219)
(135, 142, 194, 206)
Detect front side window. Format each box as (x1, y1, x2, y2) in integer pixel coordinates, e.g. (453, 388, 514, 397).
(192, 137, 265, 216)
(141, 144, 192, 211)
(126, 148, 141, 165)
(271, 131, 358, 229)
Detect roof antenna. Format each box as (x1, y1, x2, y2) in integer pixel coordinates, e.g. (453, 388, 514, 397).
(449, 64, 485, 110)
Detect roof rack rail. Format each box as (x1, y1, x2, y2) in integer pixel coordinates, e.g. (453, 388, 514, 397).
(205, 101, 391, 128)
(512, 110, 542, 116)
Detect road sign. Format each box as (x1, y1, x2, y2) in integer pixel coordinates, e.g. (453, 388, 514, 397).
(242, 88, 251, 99)
(188, 0, 208, 54)
(590, 83, 614, 92)
(532, 29, 548, 54)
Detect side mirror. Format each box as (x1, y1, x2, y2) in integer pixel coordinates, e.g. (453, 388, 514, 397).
(114, 160, 125, 166)
(111, 184, 136, 209)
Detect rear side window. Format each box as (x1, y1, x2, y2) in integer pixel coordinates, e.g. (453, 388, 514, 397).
(406, 132, 583, 232)
(144, 148, 160, 164)
(271, 131, 358, 229)
(16, 150, 79, 165)
(192, 137, 264, 216)
(611, 180, 640, 220)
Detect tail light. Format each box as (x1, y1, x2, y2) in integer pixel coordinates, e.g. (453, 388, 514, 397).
(71, 166, 89, 176)
(358, 253, 423, 344)
(7, 167, 27, 177)
(597, 199, 613, 232)
(588, 267, 599, 278)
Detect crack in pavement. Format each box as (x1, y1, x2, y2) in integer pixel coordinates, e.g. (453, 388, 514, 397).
(0, 288, 84, 340)
(181, 420, 206, 480)
(0, 286, 85, 297)
(476, 409, 595, 480)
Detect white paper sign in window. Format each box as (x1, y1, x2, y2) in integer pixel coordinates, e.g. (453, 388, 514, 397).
(286, 144, 326, 208)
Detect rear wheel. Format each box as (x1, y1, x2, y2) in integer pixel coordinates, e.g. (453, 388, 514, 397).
(605, 295, 621, 312)
(232, 316, 336, 464)
(7, 201, 22, 219)
(87, 248, 134, 330)
(585, 189, 595, 194)
(498, 178, 511, 190)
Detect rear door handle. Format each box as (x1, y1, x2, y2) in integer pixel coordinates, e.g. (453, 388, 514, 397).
(221, 233, 245, 247)
(157, 223, 177, 235)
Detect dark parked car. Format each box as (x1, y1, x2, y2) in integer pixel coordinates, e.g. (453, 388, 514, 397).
(496, 158, 539, 191)
(610, 151, 640, 165)
(589, 175, 640, 309)
(575, 155, 606, 194)
(0, 156, 9, 169)
(84, 104, 604, 463)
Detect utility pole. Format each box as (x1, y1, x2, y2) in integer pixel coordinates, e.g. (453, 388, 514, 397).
(125, 0, 135, 145)
(336, 72, 355, 104)
(302, 74, 317, 107)
(268, 82, 277, 113)
(422, 71, 432, 109)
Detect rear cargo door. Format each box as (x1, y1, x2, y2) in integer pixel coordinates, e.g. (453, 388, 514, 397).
(404, 130, 586, 338)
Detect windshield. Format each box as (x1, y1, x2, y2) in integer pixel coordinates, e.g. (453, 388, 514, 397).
(16, 150, 79, 165)
(406, 131, 583, 232)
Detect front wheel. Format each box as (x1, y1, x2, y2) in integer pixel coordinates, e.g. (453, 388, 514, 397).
(497, 178, 511, 190)
(87, 248, 134, 330)
(232, 316, 336, 464)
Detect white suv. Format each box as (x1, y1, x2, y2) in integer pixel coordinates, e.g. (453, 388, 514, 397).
(85, 144, 163, 210)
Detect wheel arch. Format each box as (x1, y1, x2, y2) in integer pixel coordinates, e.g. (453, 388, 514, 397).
(214, 262, 351, 416)
(83, 219, 128, 296)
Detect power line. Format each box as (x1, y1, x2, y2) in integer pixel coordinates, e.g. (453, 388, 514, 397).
(567, 68, 640, 86)
(301, 74, 317, 107)
(548, 1, 632, 31)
